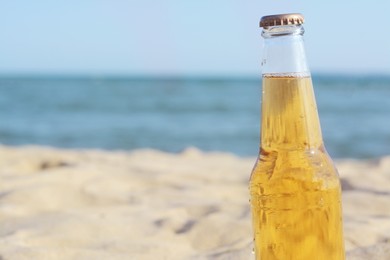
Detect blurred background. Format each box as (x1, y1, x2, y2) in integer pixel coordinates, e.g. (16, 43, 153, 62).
(0, 1, 389, 158)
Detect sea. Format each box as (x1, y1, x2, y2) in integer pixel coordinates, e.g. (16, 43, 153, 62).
(0, 75, 389, 159)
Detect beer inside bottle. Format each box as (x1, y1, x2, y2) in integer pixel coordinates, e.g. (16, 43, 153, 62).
(249, 14, 345, 259)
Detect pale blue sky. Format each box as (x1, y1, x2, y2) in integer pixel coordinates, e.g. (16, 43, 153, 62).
(1, 1, 389, 76)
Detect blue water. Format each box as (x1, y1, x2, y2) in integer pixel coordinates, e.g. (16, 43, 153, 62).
(0, 75, 389, 158)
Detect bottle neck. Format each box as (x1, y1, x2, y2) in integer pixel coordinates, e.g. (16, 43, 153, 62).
(260, 76, 323, 151)
(260, 25, 323, 151)
(261, 25, 309, 76)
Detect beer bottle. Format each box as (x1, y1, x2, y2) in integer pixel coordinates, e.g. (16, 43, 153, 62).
(249, 13, 345, 259)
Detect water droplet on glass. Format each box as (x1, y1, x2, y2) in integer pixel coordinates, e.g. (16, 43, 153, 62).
(318, 197, 324, 207)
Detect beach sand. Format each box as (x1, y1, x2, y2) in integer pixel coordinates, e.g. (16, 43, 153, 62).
(0, 145, 389, 259)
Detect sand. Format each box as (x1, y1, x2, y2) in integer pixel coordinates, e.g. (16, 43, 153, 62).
(0, 145, 389, 260)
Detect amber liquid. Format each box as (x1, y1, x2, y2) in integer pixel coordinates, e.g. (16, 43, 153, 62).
(250, 76, 345, 260)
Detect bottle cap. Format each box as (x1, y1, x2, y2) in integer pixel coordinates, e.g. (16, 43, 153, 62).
(260, 13, 304, 28)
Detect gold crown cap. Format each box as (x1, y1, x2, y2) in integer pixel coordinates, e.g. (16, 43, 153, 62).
(260, 13, 304, 28)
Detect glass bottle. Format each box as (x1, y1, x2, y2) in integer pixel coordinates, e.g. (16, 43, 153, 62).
(249, 13, 345, 260)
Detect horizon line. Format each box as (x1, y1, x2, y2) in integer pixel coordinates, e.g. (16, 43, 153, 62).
(0, 71, 389, 80)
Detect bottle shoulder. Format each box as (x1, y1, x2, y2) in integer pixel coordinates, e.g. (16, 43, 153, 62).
(250, 147, 340, 190)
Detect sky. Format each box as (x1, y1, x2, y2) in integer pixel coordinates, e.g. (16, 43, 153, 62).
(1, 0, 390, 76)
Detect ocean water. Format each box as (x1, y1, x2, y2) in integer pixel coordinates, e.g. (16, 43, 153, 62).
(0, 75, 389, 159)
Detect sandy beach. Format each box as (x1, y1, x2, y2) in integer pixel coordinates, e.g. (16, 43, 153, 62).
(0, 145, 389, 259)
